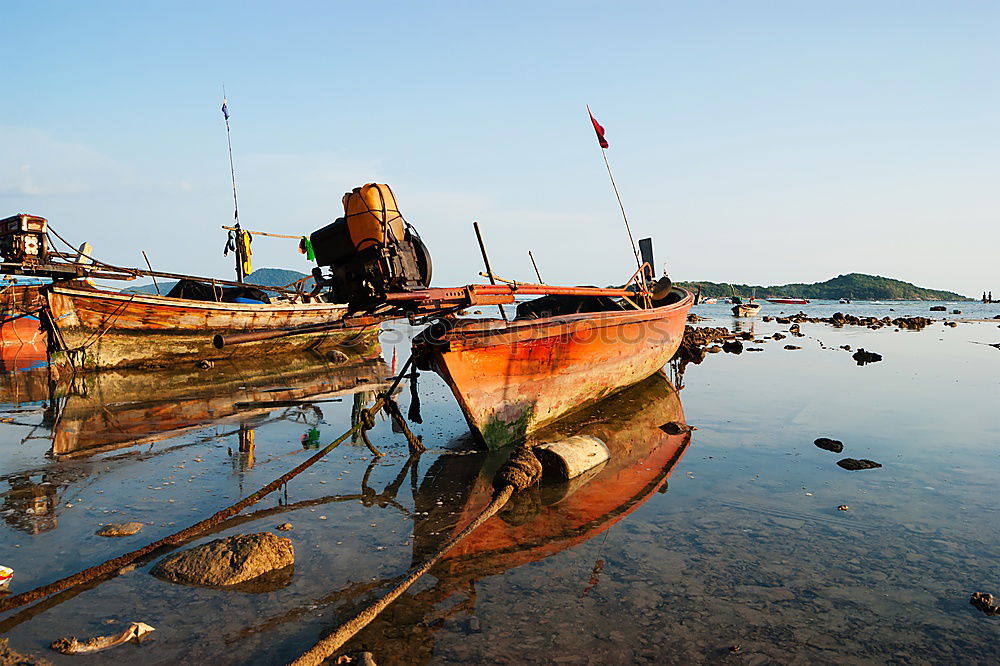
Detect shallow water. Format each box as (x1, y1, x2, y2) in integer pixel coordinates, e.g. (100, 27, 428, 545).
(0, 312, 998, 664)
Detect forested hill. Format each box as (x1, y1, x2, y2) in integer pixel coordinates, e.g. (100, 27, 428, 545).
(125, 267, 312, 294)
(675, 273, 968, 301)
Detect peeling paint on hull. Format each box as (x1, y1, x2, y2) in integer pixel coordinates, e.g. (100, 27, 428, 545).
(417, 289, 694, 448)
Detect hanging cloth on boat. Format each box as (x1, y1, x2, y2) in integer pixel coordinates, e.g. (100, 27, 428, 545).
(298, 236, 315, 261)
(238, 230, 253, 275)
(223, 230, 236, 257)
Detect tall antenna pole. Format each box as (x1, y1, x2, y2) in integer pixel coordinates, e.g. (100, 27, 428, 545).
(599, 145, 641, 274)
(587, 106, 642, 277)
(222, 86, 245, 282)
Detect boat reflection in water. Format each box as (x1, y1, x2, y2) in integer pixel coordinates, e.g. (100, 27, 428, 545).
(286, 371, 691, 661)
(0, 345, 389, 534)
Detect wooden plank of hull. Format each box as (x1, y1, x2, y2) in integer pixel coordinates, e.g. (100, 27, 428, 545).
(421, 290, 693, 448)
(44, 285, 378, 371)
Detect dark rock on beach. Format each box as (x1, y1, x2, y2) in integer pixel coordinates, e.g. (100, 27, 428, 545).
(814, 437, 844, 453)
(152, 532, 294, 588)
(837, 458, 882, 471)
(853, 349, 882, 365)
(722, 339, 744, 354)
(783, 345, 801, 350)
(929, 306, 946, 311)
(673, 326, 732, 365)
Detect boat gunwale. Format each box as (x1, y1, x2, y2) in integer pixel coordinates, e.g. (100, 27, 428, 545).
(48, 283, 351, 314)
(436, 288, 693, 350)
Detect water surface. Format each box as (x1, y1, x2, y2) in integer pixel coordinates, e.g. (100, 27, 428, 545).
(0, 313, 997, 664)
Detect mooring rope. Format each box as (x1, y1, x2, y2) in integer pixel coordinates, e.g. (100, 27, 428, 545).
(288, 447, 543, 666)
(0, 357, 418, 615)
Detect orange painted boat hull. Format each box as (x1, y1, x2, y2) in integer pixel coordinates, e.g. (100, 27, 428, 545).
(415, 288, 693, 448)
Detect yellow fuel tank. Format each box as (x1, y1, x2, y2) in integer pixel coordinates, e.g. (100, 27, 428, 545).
(342, 183, 406, 251)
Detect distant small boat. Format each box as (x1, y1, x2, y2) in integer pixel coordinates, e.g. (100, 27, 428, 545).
(701, 297, 718, 304)
(839, 298, 851, 304)
(765, 298, 808, 305)
(732, 302, 761, 317)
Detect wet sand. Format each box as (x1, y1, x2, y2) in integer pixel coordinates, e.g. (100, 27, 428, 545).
(0, 309, 998, 664)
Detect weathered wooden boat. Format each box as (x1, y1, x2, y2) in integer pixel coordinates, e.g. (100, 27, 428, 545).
(1, 184, 433, 372)
(413, 280, 693, 448)
(732, 301, 762, 316)
(43, 282, 380, 373)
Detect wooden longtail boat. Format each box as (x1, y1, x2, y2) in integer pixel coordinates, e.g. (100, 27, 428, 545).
(43, 283, 380, 373)
(732, 301, 762, 316)
(413, 285, 693, 448)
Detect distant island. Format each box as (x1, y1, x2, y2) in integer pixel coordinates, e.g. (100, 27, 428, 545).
(126, 267, 313, 295)
(675, 273, 968, 301)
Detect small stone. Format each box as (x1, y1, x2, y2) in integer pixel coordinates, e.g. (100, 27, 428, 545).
(196, 360, 214, 369)
(96, 522, 144, 537)
(277, 523, 293, 531)
(838, 505, 849, 511)
(852, 348, 882, 365)
(970, 592, 1000, 615)
(783, 345, 801, 350)
(837, 458, 882, 471)
(814, 437, 844, 453)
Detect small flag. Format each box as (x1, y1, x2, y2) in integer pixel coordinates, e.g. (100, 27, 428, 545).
(221, 98, 230, 120)
(587, 105, 608, 149)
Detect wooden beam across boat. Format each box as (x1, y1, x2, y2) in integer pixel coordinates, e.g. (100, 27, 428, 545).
(384, 283, 635, 305)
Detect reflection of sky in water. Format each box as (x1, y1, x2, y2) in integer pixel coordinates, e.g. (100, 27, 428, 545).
(0, 315, 997, 663)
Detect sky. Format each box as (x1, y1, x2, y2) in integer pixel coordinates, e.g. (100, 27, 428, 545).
(3, 1, 998, 297)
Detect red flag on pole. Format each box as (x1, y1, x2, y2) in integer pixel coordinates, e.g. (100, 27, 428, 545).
(587, 105, 609, 149)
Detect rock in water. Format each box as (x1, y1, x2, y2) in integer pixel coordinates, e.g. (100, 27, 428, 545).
(970, 592, 1000, 616)
(95, 522, 144, 537)
(852, 349, 882, 366)
(151, 533, 294, 587)
(722, 339, 743, 354)
(837, 458, 882, 471)
(1, 638, 51, 665)
(814, 437, 844, 453)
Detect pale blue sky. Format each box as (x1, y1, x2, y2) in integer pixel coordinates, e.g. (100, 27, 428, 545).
(3, 1, 997, 296)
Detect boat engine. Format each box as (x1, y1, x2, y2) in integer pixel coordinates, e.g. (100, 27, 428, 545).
(309, 183, 432, 306)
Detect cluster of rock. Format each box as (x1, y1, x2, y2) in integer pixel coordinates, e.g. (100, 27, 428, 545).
(763, 312, 932, 331)
(674, 326, 733, 364)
